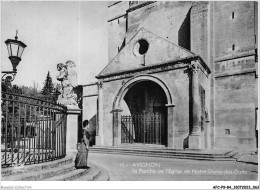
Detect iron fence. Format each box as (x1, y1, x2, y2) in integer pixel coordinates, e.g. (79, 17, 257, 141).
(1, 92, 67, 168)
(121, 113, 165, 145)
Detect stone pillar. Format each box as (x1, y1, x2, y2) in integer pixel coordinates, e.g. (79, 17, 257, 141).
(66, 107, 81, 153)
(166, 104, 175, 149)
(189, 61, 202, 149)
(96, 81, 103, 146)
(111, 109, 123, 146)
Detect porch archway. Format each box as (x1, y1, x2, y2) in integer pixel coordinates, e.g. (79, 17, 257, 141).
(112, 75, 174, 146)
(113, 74, 173, 110)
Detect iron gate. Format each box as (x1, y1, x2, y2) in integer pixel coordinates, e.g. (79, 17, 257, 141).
(121, 113, 165, 145)
(1, 92, 67, 168)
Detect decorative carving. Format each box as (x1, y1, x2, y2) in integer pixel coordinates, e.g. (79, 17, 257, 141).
(189, 62, 200, 74)
(56, 60, 78, 107)
(97, 81, 103, 89)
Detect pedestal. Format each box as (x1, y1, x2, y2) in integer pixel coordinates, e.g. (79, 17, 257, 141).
(66, 107, 81, 153)
(95, 136, 102, 146)
(189, 134, 202, 149)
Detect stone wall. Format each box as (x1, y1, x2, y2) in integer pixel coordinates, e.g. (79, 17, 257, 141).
(213, 1, 257, 150)
(126, 2, 192, 48)
(214, 1, 255, 60)
(191, 2, 209, 63)
(108, 1, 128, 62)
(215, 73, 256, 150)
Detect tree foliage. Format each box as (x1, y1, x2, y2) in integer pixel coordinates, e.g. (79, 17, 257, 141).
(1, 78, 13, 93)
(41, 71, 54, 96)
(1, 79, 39, 96)
(1, 79, 23, 94)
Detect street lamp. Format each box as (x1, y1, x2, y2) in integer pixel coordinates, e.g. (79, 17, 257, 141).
(2, 30, 27, 81)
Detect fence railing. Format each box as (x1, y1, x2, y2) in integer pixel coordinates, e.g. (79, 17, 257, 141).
(121, 113, 165, 145)
(1, 92, 67, 168)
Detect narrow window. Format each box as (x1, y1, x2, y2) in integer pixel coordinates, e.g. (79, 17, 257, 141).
(232, 12, 235, 19)
(225, 129, 230, 135)
(232, 44, 235, 51)
(118, 19, 119, 24)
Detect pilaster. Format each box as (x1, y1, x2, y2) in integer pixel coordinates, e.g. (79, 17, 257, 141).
(166, 104, 175, 148)
(189, 61, 202, 149)
(111, 109, 123, 146)
(96, 81, 104, 146)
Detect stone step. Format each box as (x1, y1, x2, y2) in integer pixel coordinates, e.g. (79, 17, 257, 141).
(89, 148, 236, 161)
(91, 146, 232, 156)
(45, 162, 104, 181)
(2, 157, 108, 181)
(3, 163, 75, 181)
(43, 165, 91, 181)
(90, 147, 231, 157)
(73, 164, 110, 181)
(1, 154, 74, 177)
(90, 150, 229, 158)
(116, 144, 165, 148)
(225, 150, 238, 157)
(72, 163, 102, 181)
(90, 151, 235, 161)
(95, 169, 110, 181)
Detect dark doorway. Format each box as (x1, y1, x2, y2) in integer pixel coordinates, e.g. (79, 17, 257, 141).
(121, 81, 168, 145)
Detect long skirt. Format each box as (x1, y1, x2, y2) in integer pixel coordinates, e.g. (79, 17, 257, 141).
(75, 142, 89, 169)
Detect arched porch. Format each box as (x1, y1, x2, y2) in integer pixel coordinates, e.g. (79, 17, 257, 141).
(111, 75, 175, 147)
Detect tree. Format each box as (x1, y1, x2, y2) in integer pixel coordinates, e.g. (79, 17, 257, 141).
(1, 78, 23, 94)
(12, 85, 23, 94)
(1, 77, 12, 92)
(41, 71, 54, 96)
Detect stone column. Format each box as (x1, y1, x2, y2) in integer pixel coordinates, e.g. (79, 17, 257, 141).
(189, 61, 202, 149)
(66, 107, 81, 153)
(96, 81, 103, 146)
(166, 104, 175, 149)
(111, 109, 123, 146)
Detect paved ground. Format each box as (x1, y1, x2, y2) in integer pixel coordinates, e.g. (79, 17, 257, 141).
(88, 152, 258, 181)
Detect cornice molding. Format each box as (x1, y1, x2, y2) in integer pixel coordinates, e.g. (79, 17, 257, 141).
(96, 55, 211, 81)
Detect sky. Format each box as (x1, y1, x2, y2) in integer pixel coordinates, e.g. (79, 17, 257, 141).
(1, 1, 108, 89)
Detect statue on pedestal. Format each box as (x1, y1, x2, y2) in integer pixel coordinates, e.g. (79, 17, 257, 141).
(56, 60, 78, 108)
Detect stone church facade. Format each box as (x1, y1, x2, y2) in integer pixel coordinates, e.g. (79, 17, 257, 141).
(83, 1, 258, 150)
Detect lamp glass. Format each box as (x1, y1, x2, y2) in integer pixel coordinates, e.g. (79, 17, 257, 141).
(10, 42, 19, 57)
(6, 43, 12, 57)
(18, 46, 25, 58)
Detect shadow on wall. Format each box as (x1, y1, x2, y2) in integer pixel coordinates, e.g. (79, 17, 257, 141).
(178, 8, 191, 50)
(183, 135, 189, 149)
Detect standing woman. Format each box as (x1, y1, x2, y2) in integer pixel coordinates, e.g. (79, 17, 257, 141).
(75, 120, 90, 169)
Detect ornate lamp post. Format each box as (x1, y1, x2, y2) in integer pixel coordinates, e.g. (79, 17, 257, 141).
(2, 30, 27, 81)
